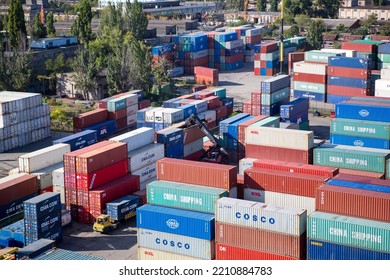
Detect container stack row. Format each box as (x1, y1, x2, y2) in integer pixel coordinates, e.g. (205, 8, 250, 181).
(0, 92, 50, 152)
(279, 98, 310, 130)
(151, 43, 174, 68)
(209, 31, 244, 71)
(377, 42, 390, 70)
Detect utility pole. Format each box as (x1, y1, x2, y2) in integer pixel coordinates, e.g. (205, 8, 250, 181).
(279, 0, 284, 75)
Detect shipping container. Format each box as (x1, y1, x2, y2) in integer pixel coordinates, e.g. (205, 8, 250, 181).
(280, 98, 309, 119)
(293, 90, 326, 102)
(52, 167, 64, 187)
(330, 134, 389, 149)
(32, 248, 105, 260)
(246, 145, 313, 164)
(138, 228, 214, 259)
(106, 195, 139, 221)
(321, 48, 357, 57)
(127, 143, 164, 173)
(327, 66, 371, 79)
(215, 243, 298, 260)
(0, 173, 38, 206)
(307, 211, 390, 252)
(245, 127, 314, 151)
(19, 143, 70, 173)
(328, 56, 371, 69)
(24, 211, 61, 237)
(215, 197, 306, 236)
(146, 180, 228, 213)
(73, 109, 108, 129)
(0, 193, 36, 219)
(15, 239, 55, 260)
(132, 162, 157, 184)
(328, 76, 370, 89)
(31, 162, 64, 190)
(138, 247, 202, 260)
(23, 192, 61, 219)
(330, 118, 390, 140)
(238, 158, 257, 175)
(109, 127, 154, 153)
(305, 50, 343, 63)
(82, 120, 117, 140)
(293, 62, 327, 75)
(215, 222, 306, 259)
(327, 85, 370, 97)
(333, 173, 389, 186)
(261, 75, 290, 94)
(183, 139, 203, 157)
(261, 87, 291, 106)
(156, 128, 184, 147)
(294, 81, 326, 94)
(156, 158, 237, 190)
(52, 130, 97, 151)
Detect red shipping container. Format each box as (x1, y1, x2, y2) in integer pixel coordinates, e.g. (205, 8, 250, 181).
(216, 243, 299, 260)
(196, 91, 214, 100)
(293, 72, 327, 84)
(368, 35, 390, 41)
(184, 149, 204, 161)
(316, 184, 390, 222)
(266, 68, 275, 76)
(207, 120, 217, 130)
(108, 108, 127, 120)
(342, 42, 375, 53)
(192, 85, 208, 92)
(254, 53, 261, 61)
(253, 159, 339, 178)
(246, 144, 313, 164)
(38, 186, 53, 195)
(288, 52, 305, 74)
(75, 142, 128, 174)
(138, 99, 151, 110)
(244, 167, 328, 197)
(77, 205, 92, 224)
(194, 66, 218, 77)
(238, 116, 268, 145)
(246, 35, 261, 44)
(260, 60, 266, 68)
(204, 96, 221, 110)
(327, 66, 371, 79)
(195, 75, 218, 86)
(254, 68, 260, 76)
(260, 42, 278, 53)
(182, 125, 204, 145)
(76, 159, 129, 191)
(215, 106, 228, 120)
(342, 35, 364, 41)
(338, 168, 385, 179)
(0, 174, 38, 206)
(133, 189, 147, 206)
(180, 94, 195, 99)
(89, 174, 140, 212)
(226, 107, 233, 116)
(327, 85, 371, 96)
(77, 189, 89, 207)
(215, 222, 306, 259)
(73, 109, 108, 130)
(242, 101, 252, 114)
(157, 158, 237, 190)
(65, 186, 77, 211)
(251, 91, 261, 105)
(225, 54, 243, 64)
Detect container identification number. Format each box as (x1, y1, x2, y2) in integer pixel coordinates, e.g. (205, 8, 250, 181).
(212, 266, 272, 276)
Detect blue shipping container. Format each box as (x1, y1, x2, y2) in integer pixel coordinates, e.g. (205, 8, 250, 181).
(156, 128, 184, 146)
(219, 113, 250, 135)
(335, 102, 390, 122)
(154, 123, 164, 131)
(0, 193, 36, 220)
(261, 75, 290, 94)
(378, 43, 390, 54)
(152, 44, 174, 55)
(325, 179, 390, 193)
(0, 219, 25, 246)
(0, 236, 13, 247)
(221, 97, 234, 108)
(261, 97, 290, 116)
(280, 98, 309, 119)
(293, 90, 326, 102)
(15, 238, 56, 260)
(137, 107, 155, 121)
(327, 76, 370, 89)
(280, 111, 309, 124)
(52, 130, 97, 151)
(163, 98, 182, 108)
(165, 144, 184, 159)
(225, 61, 243, 71)
(106, 195, 139, 221)
(217, 32, 238, 42)
(136, 204, 215, 240)
(226, 115, 254, 139)
(330, 134, 390, 149)
(225, 47, 244, 56)
(326, 94, 351, 104)
(328, 56, 372, 69)
(178, 104, 196, 119)
(24, 212, 62, 237)
(307, 239, 390, 260)
(83, 120, 117, 140)
(23, 193, 61, 220)
(25, 226, 62, 245)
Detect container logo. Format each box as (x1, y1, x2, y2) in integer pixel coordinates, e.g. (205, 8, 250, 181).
(75, 138, 87, 148)
(166, 219, 179, 229)
(358, 109, 369, 117)
(353, 140, 364, 147)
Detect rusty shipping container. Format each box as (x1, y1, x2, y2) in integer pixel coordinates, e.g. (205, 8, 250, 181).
(75, 142, 127, 174)
(0, 174, 38, 206)
(244, 168, 328, 198)
(215, 222, 306, 259)
(73, 109, 108, 129)
(156, 158, 237, 190)
(246, 145, 313, 164)
(316, 184, 390, 222)
(215, 243, 299, 260)
(338, 168, 385, 179)
(253, 159, 339, 178)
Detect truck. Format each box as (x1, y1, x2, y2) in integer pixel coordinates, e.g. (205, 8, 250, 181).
(93, 195, 139, 233)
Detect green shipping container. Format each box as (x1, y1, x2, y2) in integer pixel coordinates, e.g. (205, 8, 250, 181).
(308, 212, 390, 252)
(212, 88, 226, 99)
(304, 51, 342, 64)
(261, 87, 290, 106)
(331, 118, 390, 140)
(146, 180, 228, 213)
(249, 116, 280, 128)
(314, 144, 390, 173)
(378, 54, 390, 63)
(294, 81, 326, 94)
(299, 121, 310, 131)
(107, 97, 127, 112)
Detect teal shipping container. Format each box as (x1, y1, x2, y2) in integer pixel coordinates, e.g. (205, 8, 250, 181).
(294, 81, 326, 94)
(304, 51, 342, 64)
(314, 144, 390, 173)
(261, 87, 290, 106)
(308, 211, 390, 252)
(248, 116, 280, 128)
(211, 88, 226, 99)
(331, 118, 390, 140)
(146, 180, 228, 213)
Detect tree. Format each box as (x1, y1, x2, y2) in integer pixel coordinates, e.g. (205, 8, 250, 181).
(284, 24, 300, 38)
(124, 0, 148, 40)
(361, 13, 378, 35)
(7, 0, 27, 50)
(225, 0, 245, 11)
(270, 0, 278, 12)
(257, 0, 266, 12)
(285, 0, 313, 18)
(38, 53, 69, 93)
(314, 0, 341, 19)
(379, 22, 390, 36)
(46, 12, 56, 36)
(295, 14, 311, 32)
(0, 51, 32, 91)
(127, 38, 152, 92)
(31, 13, 47, 39)
(371, 0, 385, 5)
(306, 19, 325, 50)
(71, 0, 93, 45)
(99, 2, 124, 35)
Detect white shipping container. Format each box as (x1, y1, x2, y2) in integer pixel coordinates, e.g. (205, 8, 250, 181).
(245, 126, 314, 151)
(144, 107, 164, 122)
(215, 197, 307, 236)
(191, 100, 208, 114)
(137, 228, 215, 259)
(52, 167, 64, 187)
(122, 92, 138, 106)
(293, 61, 327, 75)
(8, 167, 19, 176)
(225, 39, 243, 49)
(109, 127, 154, 153)
(32, 162, 64, 190)
(190, 49, 208, 60)
(126, 104, 138, 116)
(53, 185, 66, 204)
(254, 61, 261, 68)
(18, 143, 70, 173)
(239, 158, 257, 175)
(381, 68, 390, 80)
(127, 143, 165, 172)
(374, 89, 390, 97)
(243, 188, 316, 215)
(127, 113, 137, 126)
(138, 247, 202, 260)
(197, 110, 216, 123)
(163, 108, 185, 124)
(246, 27, 262, 37)
(321, 48, 356, 58)
(183, 138, 203, 157)
(132, 162, 157, 184)
(140, 177, 157, 191)
(375, 79, 390, 91)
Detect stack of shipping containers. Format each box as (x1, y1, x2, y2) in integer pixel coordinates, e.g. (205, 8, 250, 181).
(194, 66, 219, 86)
(260, 75, 291, 116)
(151, 43, 174, 68)
(253, 42, 278, 76)
(0, 92, 50, 152)
(213, 31, 244, 71)
(280, 98, 310, 130)
(377, 42, 390, 70)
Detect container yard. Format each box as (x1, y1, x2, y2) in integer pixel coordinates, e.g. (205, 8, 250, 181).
(1, 31, 390, 263)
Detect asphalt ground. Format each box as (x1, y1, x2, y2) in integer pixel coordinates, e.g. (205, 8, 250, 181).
(0, 63, 332, 259)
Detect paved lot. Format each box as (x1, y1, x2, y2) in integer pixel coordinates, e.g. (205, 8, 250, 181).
(1, 63, 333, 260)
